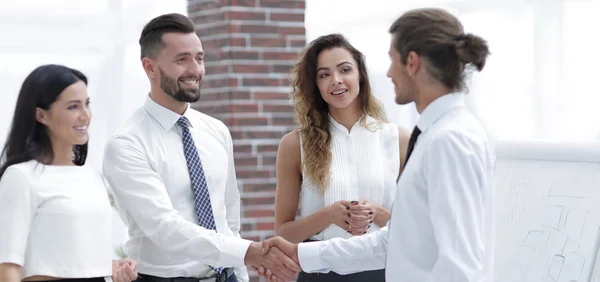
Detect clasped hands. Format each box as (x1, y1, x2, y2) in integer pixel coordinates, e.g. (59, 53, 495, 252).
(330, 200, 376, 236)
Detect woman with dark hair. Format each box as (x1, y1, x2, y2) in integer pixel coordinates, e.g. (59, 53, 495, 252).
(273, 34, 410, 281)
(0, 64, 138, 282)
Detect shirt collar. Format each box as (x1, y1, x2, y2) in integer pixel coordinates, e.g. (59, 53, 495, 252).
(144, 95, 193, 132)
(328, 114, 379, 133)
(416, 92, 465, 132)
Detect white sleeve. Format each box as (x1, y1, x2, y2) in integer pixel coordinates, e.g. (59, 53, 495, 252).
(426, 132, 490, 281)
(298, 227, 389, 274)
(0, 166, 37, 266)
(221, 126, 249, 282)
(103, 136, 252, 267)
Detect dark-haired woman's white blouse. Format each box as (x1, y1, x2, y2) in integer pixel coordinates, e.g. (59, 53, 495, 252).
(0, 160, 112, 279)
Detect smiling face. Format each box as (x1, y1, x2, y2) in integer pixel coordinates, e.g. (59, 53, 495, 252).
(315, 47, 361, 111)
(154, 32, 205, 103)
(36, 80, 91, 148)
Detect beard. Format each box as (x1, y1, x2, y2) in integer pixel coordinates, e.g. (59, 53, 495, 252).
(394, 71, 418, 105)
(159, 68, 202, 103)
(395, 85, 419, 105)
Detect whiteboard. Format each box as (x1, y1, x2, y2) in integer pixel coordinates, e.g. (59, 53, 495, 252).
(494, 140, 600, 282)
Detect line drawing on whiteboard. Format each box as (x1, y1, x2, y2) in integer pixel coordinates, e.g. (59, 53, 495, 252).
(501, 180, 597, 282)
(493, 142, 600, 282)
(548, 183, 590, 199)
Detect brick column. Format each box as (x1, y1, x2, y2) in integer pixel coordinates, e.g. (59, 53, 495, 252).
(188, 0, 305, 258)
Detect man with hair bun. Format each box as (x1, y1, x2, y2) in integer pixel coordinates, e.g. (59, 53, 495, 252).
(257, 7, 496, 282)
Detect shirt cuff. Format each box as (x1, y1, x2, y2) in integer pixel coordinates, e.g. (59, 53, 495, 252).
(219, 238, 253, 267)
(298, 241, 328, 273)
(0, 252, 24, 266)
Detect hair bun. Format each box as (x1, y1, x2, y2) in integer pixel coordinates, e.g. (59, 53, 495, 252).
(455, 33, 490, 71)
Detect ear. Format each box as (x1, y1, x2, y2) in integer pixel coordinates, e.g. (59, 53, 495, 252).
(36, 107, 48, 125)
(405, 51, 421, 77)
(142, 57, 157, 79)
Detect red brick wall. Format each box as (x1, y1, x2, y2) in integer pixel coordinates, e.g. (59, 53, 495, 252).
(188, 1, 305, 279)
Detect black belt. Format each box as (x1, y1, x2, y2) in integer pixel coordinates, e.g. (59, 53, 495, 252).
(139, 268, 233, 282)
(38, 278, 105, 282)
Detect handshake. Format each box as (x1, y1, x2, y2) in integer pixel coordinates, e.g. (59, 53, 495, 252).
(244, 236, 301, 281)
(242, 200, 378, 281)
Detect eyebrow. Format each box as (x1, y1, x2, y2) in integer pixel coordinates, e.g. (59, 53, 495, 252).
(316, 61, 353, 73)
(67, 98, 90, 104)
(174, 51, 205, 58)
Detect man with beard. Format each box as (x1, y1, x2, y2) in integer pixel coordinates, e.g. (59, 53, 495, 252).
(103, 13, 300, 282)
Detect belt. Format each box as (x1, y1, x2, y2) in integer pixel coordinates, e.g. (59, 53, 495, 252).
(139, 268, 233, 282)
(39, 278, 105, 282)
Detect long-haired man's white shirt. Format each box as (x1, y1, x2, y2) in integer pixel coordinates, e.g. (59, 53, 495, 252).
(103, 96, 251, 281)
(298, 93, 496, 281)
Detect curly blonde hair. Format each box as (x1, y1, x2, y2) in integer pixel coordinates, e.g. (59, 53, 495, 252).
(290, 33, 387, 195)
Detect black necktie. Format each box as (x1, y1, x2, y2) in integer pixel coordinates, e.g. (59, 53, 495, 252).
(405, 126, 421, 165)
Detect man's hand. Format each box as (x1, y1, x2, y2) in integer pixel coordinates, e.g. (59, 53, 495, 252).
(112, 259, 138, 282)
(244, 236, 301, 281)
(253, 236, 301, 281)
